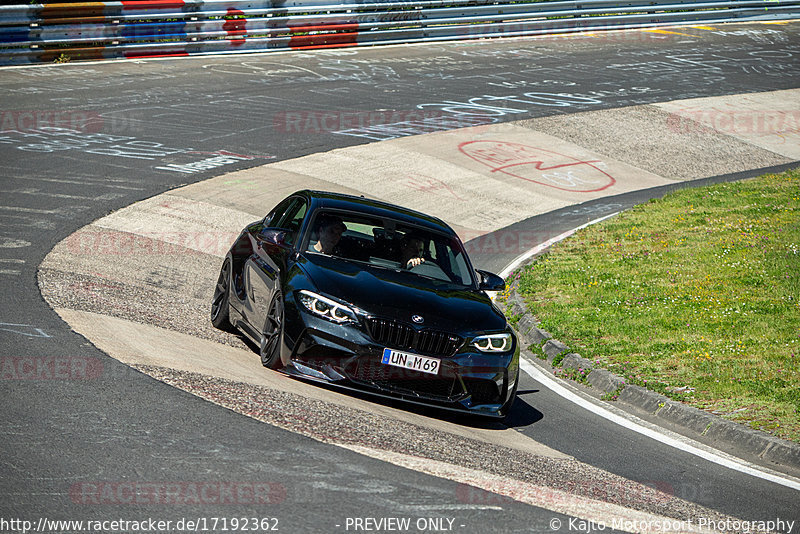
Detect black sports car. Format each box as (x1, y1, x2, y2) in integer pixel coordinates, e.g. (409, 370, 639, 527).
(211, 190, 519, 418)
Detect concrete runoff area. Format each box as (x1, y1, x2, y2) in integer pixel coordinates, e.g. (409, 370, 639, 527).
(655, 89, 800, 161)
(38, 89, 800, 528)
(518, 102, 793, 182)
(270, 123, 674, 237)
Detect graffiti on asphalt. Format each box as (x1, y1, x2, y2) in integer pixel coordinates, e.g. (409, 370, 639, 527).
(459, 140, 616, 193)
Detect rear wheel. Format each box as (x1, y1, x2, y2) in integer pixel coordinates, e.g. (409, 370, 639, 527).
(260, 292, 284, 369)
(211, 258, 234, 332)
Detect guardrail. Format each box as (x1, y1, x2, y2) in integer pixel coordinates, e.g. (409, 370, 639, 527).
(1, 0, 799, 64)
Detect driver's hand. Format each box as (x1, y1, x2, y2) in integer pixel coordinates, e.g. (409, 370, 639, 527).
(406, 257, 425, 268)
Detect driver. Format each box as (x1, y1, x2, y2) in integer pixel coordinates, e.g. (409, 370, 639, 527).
(399, 233, 426, 269)
(313, 214, 346, 255)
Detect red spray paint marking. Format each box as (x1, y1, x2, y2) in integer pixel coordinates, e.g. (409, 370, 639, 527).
(459, 140, 616, 193)
(186, 150, 272, 159)
(406, 173, 463, 201)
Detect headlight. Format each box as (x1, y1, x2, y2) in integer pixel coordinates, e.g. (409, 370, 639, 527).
(298, 290, 359, 324)
(472, 333, 512, 353)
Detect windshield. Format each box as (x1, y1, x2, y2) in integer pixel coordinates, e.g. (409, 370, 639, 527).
(303, 210, 475, 287)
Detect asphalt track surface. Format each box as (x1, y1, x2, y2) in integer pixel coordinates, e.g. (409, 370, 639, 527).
(2, 22, 800, 533)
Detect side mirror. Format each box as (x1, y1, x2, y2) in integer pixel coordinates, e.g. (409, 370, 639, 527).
(257, 228, 288, 247)
(476, 269, 505, 292)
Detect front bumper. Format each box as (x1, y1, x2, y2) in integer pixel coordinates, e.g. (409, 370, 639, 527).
(281, 299, 519, 418)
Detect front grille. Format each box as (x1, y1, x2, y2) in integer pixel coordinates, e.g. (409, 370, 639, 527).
(464, 378, 501, 405)
(346, 357, 463, 400)
(365, 317, 462, 357)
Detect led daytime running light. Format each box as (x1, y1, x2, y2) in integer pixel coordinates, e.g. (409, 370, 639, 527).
(298, 290, 358, 324)
(472, 333, 511, 353)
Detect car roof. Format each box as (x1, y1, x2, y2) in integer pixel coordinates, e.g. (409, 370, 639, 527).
(295, 190, 456, 235)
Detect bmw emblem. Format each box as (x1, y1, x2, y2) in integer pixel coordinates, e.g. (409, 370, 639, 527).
(411, 315, 424, 324)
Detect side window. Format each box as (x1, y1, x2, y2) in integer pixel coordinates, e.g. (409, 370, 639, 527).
(447, 248, 470, 285)
(426, 239, 437, 261)
(275, 199, 308, 246)
(264, 197, 294, 227)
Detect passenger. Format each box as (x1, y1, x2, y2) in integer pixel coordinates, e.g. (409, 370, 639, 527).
(399, 233, 426, 269)
(313, 214, 346, 255)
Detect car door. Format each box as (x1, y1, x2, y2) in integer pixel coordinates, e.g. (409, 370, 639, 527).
(234, 197, 295, 332)
(244, 197, 308, 333)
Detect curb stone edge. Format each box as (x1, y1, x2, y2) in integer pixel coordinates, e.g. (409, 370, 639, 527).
(506, 290, 800, 474)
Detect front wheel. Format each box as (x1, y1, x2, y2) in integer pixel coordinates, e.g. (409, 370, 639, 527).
(211, 258, 234, 332)
(260, 292, 284, 369)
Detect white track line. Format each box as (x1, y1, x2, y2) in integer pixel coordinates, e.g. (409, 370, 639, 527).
(521, 358, 800, 492)
(505, 214, 800, 492)
(499, 212, 619, 279)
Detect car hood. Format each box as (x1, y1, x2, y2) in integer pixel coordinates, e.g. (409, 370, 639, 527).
(299, 254, 507, 334)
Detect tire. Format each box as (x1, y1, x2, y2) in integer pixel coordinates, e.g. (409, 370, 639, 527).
(211, 258, 234, 332)
(260, 292, 284, 369)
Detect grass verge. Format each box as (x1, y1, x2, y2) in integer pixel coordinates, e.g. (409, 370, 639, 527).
(513, 169, 800, 443)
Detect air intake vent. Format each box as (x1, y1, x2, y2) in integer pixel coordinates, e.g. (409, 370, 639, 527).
(347, 357, 462, 400)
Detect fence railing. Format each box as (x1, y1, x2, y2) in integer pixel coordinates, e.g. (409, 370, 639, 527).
(1, 0, 799, 64)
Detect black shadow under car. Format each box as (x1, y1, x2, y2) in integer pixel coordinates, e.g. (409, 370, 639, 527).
(211, 190, 519, 419)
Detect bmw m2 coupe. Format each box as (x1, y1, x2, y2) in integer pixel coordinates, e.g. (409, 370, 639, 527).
(211, 190, 519, 418)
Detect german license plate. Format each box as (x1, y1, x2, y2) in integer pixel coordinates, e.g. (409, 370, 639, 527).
(381, 348, 440, 375)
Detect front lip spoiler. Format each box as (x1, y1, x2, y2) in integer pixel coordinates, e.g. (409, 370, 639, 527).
(279, 362, 506, 419)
